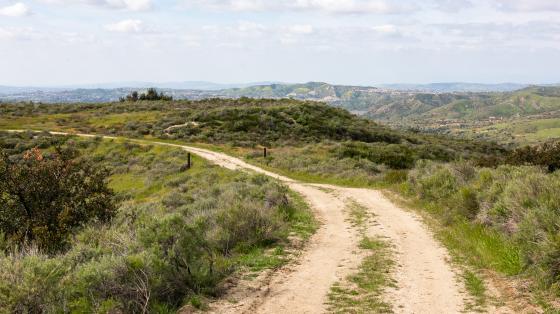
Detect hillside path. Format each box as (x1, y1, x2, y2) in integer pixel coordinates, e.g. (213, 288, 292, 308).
(8, 130, 468, 313)
(169, 143, 467, 314)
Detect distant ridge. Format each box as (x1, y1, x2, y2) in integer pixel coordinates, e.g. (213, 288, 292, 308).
(2, 81, 546, 95)
(0, 81, 282, 93)
(379, 82, 529, 93)
(2, 81, 560, 122)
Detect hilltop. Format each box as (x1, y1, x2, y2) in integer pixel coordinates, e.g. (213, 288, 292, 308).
(2, 82, 558, 120)
(3, 83, 560, 145)
(0, 98, 504, 159)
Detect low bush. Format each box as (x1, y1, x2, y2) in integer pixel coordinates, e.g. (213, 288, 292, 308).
(406, 160, 560, 289)
(506, 141, 560, 172)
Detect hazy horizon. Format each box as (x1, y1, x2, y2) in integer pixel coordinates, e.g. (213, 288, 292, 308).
(1, 0, 559, 86)
(1, 80, 558, 89)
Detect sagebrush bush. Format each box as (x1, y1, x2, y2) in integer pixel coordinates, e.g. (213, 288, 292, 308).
(407, 160, 560, 289)
(408, 161, 458, 201)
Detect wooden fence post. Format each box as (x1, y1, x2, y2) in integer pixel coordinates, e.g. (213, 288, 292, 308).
(264, 147, 267, 158)
(181, 153, 192, 172)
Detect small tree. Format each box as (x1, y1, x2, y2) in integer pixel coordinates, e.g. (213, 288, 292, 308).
(121, 88, 172, 102)
(0, 147, 116, 252)
(127, 91, 139, 102)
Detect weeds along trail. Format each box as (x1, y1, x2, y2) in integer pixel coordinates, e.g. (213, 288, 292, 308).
(8, 130, 468, 313)
(162, 143, 468, 313)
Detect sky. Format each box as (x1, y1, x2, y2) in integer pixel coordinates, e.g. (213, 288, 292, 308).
(0, 0, 559, 86)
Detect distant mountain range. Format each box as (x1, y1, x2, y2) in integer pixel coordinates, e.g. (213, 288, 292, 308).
(0, 81, 280, 94)
(378, 82, 529, 93)
(364, 86, 560, 120)
(0, 81, 538, 95)
(2, 81, 560, 122)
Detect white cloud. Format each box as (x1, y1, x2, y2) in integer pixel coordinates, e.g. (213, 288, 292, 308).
(108, 0, 151, 11)
(433, 0, 473, 12)
(0, 2, 31, 17)
(280, 24, 314, 45)
(371, 24, 398, 35)
(0, 27, 36, 40)
(287, 24, 314, 34)
(0, 27, 18, 39)
(290, 0, 412, 14)
(39, 0, 152, 11)
(105, 19, 145, 33)
(183, 0, 268, 11)
(494, 0, 560, 12)
(425, 22, 560, 50)
(182, 0, 414, 14)
(237, 21, 266, 33)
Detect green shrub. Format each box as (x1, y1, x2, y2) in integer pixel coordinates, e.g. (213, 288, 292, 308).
(409, 162, 458, 201)
(335, 142, 416, 169)
(0, 147, 116, 253)
(457, 187, 480, 219)
(0, 250, 70, 313)
(406, 160, 560, 289)
(507, 141, 560, 172)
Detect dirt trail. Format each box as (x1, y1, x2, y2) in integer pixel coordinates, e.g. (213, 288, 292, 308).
(335, 187, 465, 313)
(214, 184, 363, 314)
(8, 131, 469, 313)
(161, 142, 469, 313)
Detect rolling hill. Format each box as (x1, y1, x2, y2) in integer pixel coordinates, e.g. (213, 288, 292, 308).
(2, 82, 552, 117)
(378, 82, 528, 93)
(365, 86, 560, 121)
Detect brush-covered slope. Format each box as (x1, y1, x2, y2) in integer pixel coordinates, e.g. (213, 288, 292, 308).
(218, 82, 386, 111)
(0, 98, 505, 161)
(216, 84, 560, 121)
(168, 100, 401, 145)
(366, 86, 560, 121)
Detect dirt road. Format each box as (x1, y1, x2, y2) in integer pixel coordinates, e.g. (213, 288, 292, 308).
(8, 131, 468, 313)
(156, 141, 469, 313)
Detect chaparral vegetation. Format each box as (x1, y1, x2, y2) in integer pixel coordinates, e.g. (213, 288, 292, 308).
(1, 97, 559, 309)
(0, 131, 314, 312)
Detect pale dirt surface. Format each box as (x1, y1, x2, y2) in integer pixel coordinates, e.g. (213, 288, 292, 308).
(8, 131, 476, 313)
(333, 187, 466, 314)
(159, 143, 471, 314)
(209, 183, 363, 314)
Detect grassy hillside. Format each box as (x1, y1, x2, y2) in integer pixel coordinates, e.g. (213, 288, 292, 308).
(200, 84, 560, 122)
(0, 98, 395, 144)
(0, 131, 315, 312)
(427, 117, 560, 145)
(368, 86, 560, 145)
(364, 86, 560, 121)
(0, 98, 505, 156)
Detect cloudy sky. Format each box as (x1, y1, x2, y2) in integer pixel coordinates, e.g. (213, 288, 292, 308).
(0, 0, 559, 86)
